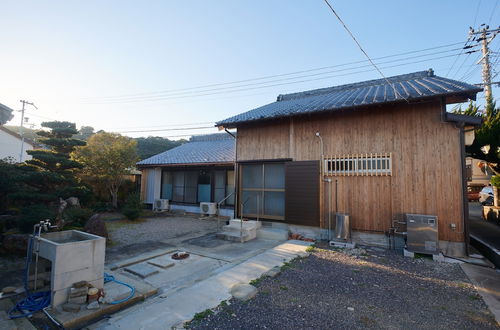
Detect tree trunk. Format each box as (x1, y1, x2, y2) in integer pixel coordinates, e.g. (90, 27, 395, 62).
(110, 188, 118, 209)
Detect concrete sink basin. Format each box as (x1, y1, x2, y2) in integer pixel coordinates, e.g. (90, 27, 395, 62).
(36, 230, 106, 307)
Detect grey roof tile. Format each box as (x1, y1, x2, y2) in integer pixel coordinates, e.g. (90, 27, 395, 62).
(216, 70, 482, 127)
(137, 133, 235, 166)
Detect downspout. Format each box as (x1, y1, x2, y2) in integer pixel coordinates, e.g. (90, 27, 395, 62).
(441, 97, 470, 256)
(316, 132, 332, 240)
(458, 123, 471, 256)
(225, 128, 238, 219)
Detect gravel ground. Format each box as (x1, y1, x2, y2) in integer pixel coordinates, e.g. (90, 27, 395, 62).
(189, 246, 498, 330)
(107, 215, 219, 246)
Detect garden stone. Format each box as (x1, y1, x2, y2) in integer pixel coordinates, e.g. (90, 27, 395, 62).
(84, 214, 108, 238)
(231, 283, 257, 301)
(1, 286, 16, 294)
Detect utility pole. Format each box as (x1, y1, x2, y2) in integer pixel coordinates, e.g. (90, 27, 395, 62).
(469, 25, 500, 100)
(18, 100, 37, 162)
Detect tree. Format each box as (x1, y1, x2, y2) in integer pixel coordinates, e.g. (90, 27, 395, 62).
(74, 126, 95, 141)
(457, 97, 500, 175)
(12, 121, 89, 204)
(135, 136, 186, 160)
(72, 132, 139, 208)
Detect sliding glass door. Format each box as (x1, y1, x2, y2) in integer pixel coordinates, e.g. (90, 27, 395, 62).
(240, 163, 285, 220)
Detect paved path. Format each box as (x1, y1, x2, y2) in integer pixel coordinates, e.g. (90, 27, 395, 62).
(469, 203, 500, 251)
(91, 240, 311, 330)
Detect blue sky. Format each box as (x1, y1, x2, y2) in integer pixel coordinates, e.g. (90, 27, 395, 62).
(1, 0, 499, 138)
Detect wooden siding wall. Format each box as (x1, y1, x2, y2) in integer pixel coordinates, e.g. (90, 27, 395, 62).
(237, 102, 464, 242)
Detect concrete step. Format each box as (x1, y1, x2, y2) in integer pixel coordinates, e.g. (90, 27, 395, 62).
(229, 219, 262, 229)
(222, 224, 256, 234)
(216, 230, 256, 242)
(257, 227, 289, 241)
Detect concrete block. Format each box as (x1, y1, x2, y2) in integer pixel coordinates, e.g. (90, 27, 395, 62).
(69, 286, 88, 297)
(433, 253, 446, 262)
(125, 263, 160, 278)
(264, 266, 281, 278)
(147, 255, 175, 269)
(68, 295, 87, 304)
(403, 249, 415, 258)
(231, 283, 257, 301)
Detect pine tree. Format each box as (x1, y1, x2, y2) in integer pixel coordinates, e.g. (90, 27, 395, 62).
(12, 121, 90, 204)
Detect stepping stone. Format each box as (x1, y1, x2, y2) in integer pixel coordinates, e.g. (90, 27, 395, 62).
(124, 263, 159, 278)
(147, 255, 175, 269)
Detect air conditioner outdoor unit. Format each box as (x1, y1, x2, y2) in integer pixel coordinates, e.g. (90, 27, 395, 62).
(153, 199, 169, 212)
(200, 202, 217, 216)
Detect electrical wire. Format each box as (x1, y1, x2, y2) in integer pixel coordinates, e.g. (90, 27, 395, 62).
(80, 41, 465, 102)
(79, 47, 467, 103)
(77, 52, 472, 105)
(321, 0, 407, 101)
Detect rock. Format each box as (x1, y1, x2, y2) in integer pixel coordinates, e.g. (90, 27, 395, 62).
(87, 301, 100, 310)
(345, 248, 368, 257)
(1, 286, 16, 294)
(231, 283, 258, 301)
(62, 303, 81, 313)
(347, 307, 354, 311)
(265, 266, 281, 278)
(83, 214, 108, 239)
(72, 281, 88, 288)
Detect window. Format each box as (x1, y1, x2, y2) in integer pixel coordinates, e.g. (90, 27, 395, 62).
(323, 153, 392, 176)
(240, 163, 285, 220)
(161, 172, 173, 200)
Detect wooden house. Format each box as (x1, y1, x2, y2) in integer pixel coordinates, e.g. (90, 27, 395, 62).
(216, 70, 482, 256)
(137, 133, 236, 216)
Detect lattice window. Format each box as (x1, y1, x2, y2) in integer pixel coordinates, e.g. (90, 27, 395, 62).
(323, 153, 392, 176)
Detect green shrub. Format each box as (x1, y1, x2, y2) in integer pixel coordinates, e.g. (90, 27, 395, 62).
(122, 192, 142, 220)
(18, 204, 56, 234)
(491, 175, 500, 188)
(64, 208, 93, 227)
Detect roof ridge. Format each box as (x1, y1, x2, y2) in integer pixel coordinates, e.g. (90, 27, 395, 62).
(277, 69, 435, 101)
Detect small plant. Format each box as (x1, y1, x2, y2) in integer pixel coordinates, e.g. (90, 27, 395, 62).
(122, 192, 142, 220)
(279, 285, 288, 290)
(249, 277, 262, 286)
(63, 207, 93, 227)
(193, 309, 213, 321)
(305, 245, 316, 253)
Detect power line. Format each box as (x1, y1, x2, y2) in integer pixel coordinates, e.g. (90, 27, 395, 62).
(488, 0, 499, 25)
(76, 51, 473, 105)
(112, 126, 216, 134)
(79, 47, 467, 103)
(321, 0, 407, 101)
(103, 121, 215, 130)
(79, 42, 464, 102)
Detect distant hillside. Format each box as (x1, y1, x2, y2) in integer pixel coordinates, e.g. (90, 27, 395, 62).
(135, 136, 187, 160)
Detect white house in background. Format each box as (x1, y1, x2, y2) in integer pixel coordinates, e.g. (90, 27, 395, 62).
(0, 126, 38, 162)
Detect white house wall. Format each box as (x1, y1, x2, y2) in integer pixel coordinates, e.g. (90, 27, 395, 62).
(0, 129, 33, 162)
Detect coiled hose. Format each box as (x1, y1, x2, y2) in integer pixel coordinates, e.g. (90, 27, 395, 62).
(9, 235, 51, 319)
(103, 273, 135, 304)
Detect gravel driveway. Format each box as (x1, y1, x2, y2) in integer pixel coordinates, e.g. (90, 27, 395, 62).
(107, 215, 219, 246)
(105, 215, 219, 264)
(189, 246, 498, 329)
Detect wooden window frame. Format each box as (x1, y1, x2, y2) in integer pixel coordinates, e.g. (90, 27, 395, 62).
(323, 153, 392, 176)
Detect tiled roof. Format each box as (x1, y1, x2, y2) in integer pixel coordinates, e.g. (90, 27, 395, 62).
(137, 133, 235, 166)
(216, 70, 482, 127)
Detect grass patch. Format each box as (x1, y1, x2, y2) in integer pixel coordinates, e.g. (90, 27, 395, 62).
(280, 261, 295, 271)
(469, 294, 481, 301)
(193, 309, 213, 321)
(249, 277, 263, 286)
(279, 285, 288, 290)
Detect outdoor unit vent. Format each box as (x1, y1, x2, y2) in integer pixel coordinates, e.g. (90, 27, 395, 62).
(406, 214, 438, 255)
(200, 202, 217, 216)
(153, 199, 169, 212)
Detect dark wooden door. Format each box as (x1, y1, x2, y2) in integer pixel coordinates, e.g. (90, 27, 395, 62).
(285, 161, 320, 226)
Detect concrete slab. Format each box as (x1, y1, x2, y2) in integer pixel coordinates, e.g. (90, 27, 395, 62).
(124, 263, 159, 279)
(93, 240, 312, 330)
(461, 263, 500, 325)
(50, 271, 157, 329)
(147, 255, 175, 269)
